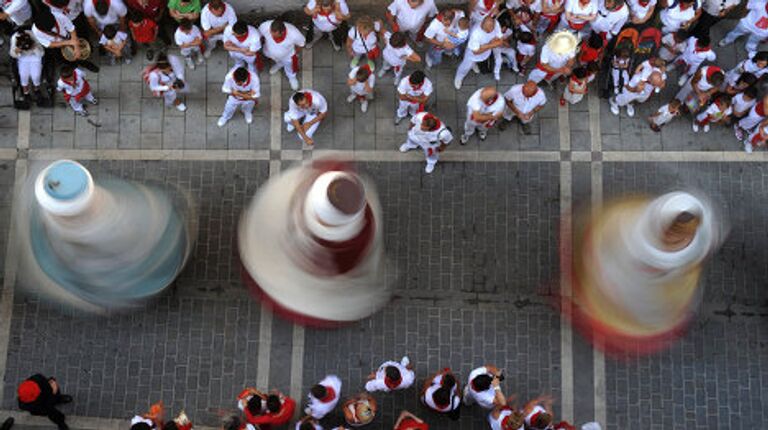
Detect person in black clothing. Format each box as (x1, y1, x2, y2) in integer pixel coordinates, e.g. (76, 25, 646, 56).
(17, 374, 72, 430)
(1, 418, 13, 430)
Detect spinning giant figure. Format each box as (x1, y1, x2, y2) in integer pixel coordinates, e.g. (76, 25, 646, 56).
(16, 160, 196, 312)
(239, 160, 390, 326)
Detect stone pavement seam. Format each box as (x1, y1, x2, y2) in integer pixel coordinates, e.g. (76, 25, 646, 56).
(0, 410, 218, 430)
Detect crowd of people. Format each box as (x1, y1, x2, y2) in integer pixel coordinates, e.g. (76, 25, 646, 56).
(15, 362, 580, 430)
(2, 0, 768, 167)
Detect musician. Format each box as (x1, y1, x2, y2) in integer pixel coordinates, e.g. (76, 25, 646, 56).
(399, 111, 452, 174)
(217, 66, 259, 127)
(32, 7, 82, 58)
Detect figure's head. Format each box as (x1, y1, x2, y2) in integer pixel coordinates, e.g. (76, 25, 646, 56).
(458, 17, 470, 30)
(95, 0, 110, 15)
(209, 0, 225, 15)
(481, 15, 496, 32)
(471, 374, 493, 391)
(355, 65, 371, 82)
(440, 9, 455, 26)
(179, 18, 193, 32)
(522, 80, 539, 97)
(270, 19, 286, 39)
(736, 72, 757, 89)
(752, 51, 768, 68)
(130, 424, 152, 430)
(246, 395, 262, 416)
(356, 15, 374, 33)
(420, 114, 440, 131)
(502, 411, 525, 430)
(649, 71, 665, 87)
(266, 394, 282, 413)
(532, 412, 553, 428)
(742, 86, 758, 101)
(407, 0, 424, 8)
(128, 10, 143, 23)
(155, 53, 172, 71)
(103, 24, 118, 39)
(518, 31, 534, 44)
(708, 70, 725, 87)
(409, 70, 426, 86)
(60, 64, 75, 80)
(232, 21, 248, 37)
(233, 66, 249, 85)
(696, 35, 710, 48)
(587, 31, 603, 49)
(15, 31, 34, 51)
(384, 365, 402, 382)
(679, 0, 694, 8)
(389, 31, 407, 48)
(572, 66, 588, 80)
(310, 384, 327, 400)
(480, 86, 499, 104)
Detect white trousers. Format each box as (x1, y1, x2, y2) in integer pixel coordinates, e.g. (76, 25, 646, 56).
(67, 91, 95, 113)
(611, 68, 629, 90)
(464, 117, 493, 135)
(180, 45, 202, 57)
(401, 137, 439, 169)
(722, 20, 766, 54)
(503, 106, 535, 123)
(563, 86, 584, 104)
(284, 111, 320, 140)
(161, 89, 178, 106)
(615, 89, 648, 107)
(397, 100, 420, 119)
(268, 54, 298, 80)
(493, 46, 516, 76)
(221, 96, 255, 120)
(738, 110, 764, 132)
(455, 53, 484, 83)
(229, 52, 257, 69)
(17, 57, 42, 87)
(380, 59, 405, 81)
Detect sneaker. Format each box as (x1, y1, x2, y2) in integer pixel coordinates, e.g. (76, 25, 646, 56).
(626, 104, 635, 117)
(471, 63, 479, 74)
(185, 57, 195, 70)
(2, 417, 14, 430)
(76, 109, 88, 117)
(614, 87, 619, 95)
(511, 64, 519, 73)
(124, 57, 132, 65)
(361, 100, 368, 113)
(377, 67, 387, 78)
(425, 55, 433, 69)
(347, 94, 356, 103)
(718, 39, 728, 47)
(57, 395, 73, 404)
(649, 123, 661, 132)
(494, 72, 501, 81)
(521, 122, 532, 135)
(89, 97, 99, 105)
(478, 130, 487, 141)
(176, 102, 187, 112)
(734, 124, 744, 140)
(399, 143, 412, 152)
(146, 49, 155, 61)
(425, 163, 435, 173)
(217, 116, 227, 127)
(196, 55, 205, 65)
(395, 114, 404, 125)
(244, 112, 253, 124)
(692, 122, 699, 132)
(677, 75, 687, 87)
(454, 78, 462, 90)
(744, 141, 753, 153)
(288, 76, 299, 91)
(401, 356, 410, 367)
(269, 63, 281, 75)
(609, 98, 620, 115)
(703, 124, 710, 133)
(460, 133, 469, 145)
(286, 123, 295, 132)
(330, 37, 341, 51)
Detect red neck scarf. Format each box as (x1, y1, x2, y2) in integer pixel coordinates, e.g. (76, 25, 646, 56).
(303, 92, 313, 107)
(483, 0, 495, 10)
(235, 29, 249, 42)
(319, 386, 335, 403)
(484, 94, 499, 106)
(384, 375, 401, 390)
(272, 31, 287, 43)
(424, 113, 441, 130)
(694, 45, 709, 53)
(410, 81, 424, 90)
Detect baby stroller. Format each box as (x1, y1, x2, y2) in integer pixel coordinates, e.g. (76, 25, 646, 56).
(598, 26, 662, 99)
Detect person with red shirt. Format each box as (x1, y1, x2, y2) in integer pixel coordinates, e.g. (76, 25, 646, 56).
(247, 390, 296, 429)
(577, 31, 604, 66)
(124, 0, 172, 44)
(393, 410, 429, 430)
(127, 9, 160, 60)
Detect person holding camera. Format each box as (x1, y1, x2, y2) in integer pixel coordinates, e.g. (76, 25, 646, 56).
(143, 53, 187, 111)
(463, 364, 506, 410)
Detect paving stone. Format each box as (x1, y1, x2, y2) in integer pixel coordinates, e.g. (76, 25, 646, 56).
(248, 114, 270, 150)
(142, 132, 163, 149)
(183, 98, 207, 149)
(227, 118, 250, 149)
(51, 130, 74, 149)
(0, 107, 18, 130)
(119, 82, 142, 115)
(118, 115, 141, 149)
(161, 116, 185, 149)
(97, 131, 119, 149)
(52, 103, 75, 132)
(29, 113, 52, 149)
(97, 98, 120, 133)
(206, 118, 228, 149)
(141, 98, 164, 133)
(74, 115, 97, 149)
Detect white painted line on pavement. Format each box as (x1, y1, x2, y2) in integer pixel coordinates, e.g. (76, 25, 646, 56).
(290, 324, 305, 420)
(559, 101, 574, 423)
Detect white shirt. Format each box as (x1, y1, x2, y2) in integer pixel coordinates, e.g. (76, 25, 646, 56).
(147, 68, 177, 93)
(382, 31, 414, 66)
(306, 375, 341, 419)
(679, 36, 716, 68)
(651, 103, 678, 125)
(517, 40, 536, 56)
(348, 20, 380, 55)
(489, 408, 525, 430)
(348, 65, 375, 95)
(424, 10, 466, 43)
(506, 0, 542, 13)
(627, 0, 656, 20)
(701, 0, 739, 16)
(423, 374, 460, 412)
(634, 59, 664, 82)
(397, 75, 433, 99)
(465, 366, 496, 409)
(661, 32, 684, 53)
(130, 416, 154, 427)
(32, 10, 74, 48)
(259, 20, 306, 60)
(2, 0, 32, 25)
(505, 84, 547, 114)
(98, 29, 127, 47)
(695, 65, 721, 92)
(364, 359, 416, 392)
(564, 0, 597, 25)
(9, 30, 44, 59)
(83, 0, 127, 29)
(200, 1, 237, 31)
(524, 405, 549, 429)
(307, 0, 348, 32)
(660, 2, 696, 31)
(44, 0, 82, 21)
(742, 0, 768, 38)
(387, 0, 438, 32)
(539, 43, 574, 68)
(590, 0, 628, 35)
(700, 100, 731, 120)
(174, 25, 202, 48)
(287, 90, 328, 120)
(223, 24, 261, 54)
(408, 112, 453, 152)
(57, 68, 88, 95)
(466, 88, 505, 121)
(222, 66, 260, 99)
(732, 93, 756, 115)
(465, 20, 502, 61)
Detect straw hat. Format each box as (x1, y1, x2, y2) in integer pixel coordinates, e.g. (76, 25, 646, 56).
(546, 30, 579, 55)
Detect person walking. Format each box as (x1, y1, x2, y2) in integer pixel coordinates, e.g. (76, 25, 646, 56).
(17, 374, 72, 430)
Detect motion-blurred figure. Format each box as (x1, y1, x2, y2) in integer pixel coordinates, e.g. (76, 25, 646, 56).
(566, 191, 724, 355)
(16, 160, 196, 312)
(239, 160, 390, 326)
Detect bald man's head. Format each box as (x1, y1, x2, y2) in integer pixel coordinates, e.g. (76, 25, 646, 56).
(480, 86, 499, 101)
(649, 72, 664, 87)
(522, 81, 539, 97)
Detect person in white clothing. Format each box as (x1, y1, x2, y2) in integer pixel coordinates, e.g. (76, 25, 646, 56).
(10, 30, 43, 95)
(379, 31, 421, 82)
(365, 356, 415, 392)
(304, 374, 342, 420)
(560, 0, 597, 35)
(83, 0, 126, 36)
(692, 92, 731, 133)
(32, 8, 82, 56)
(346, 15, 384, 69)
(493, 11, 517, 81)
(675, 65, 723, 112)
(399, 112, 453, 173)
(673, 35, 716, 86)
(627, 0, 656, 24)
(719, 0, 768, 55)
(488, 406, 525, 430)
(744, 118, 768, 153)
(610, 70, 665, 117)
(463, 365, 505, 409)
(44, 0, 83, 23)
(386, 0, 438, 42)
(590, 0, 627, 40)
(658, 30, 686, 63)
(454, 15, 503, 89)
(469, 0, 502, 26)
(100, 24, 131, 65)
(528, 33, 577, 84)
(144, 54, 187, 112)
(725, 51, 768, 88)
(174, 18, 205, 69)
(523, 396, 555, 430)
(200, 0, 237, 57)
(461, 86, 506, 144)
(647, 98, 681, 132)
(502, 80, 547, 134)
(731, 86, 758, 120)
(347, 64, 375, 113)
(0, 0, 32, 27)
(395, 70, 433, 124)
(259, 19, 306, 91)
(659, 0, 699, 34)
(421, 368, 461, 420)
(284, 90, 328, 146)
(223, 21, 262, 70)
(735, 95, 767, 140)
(691, 0, 740, 38)
(304, 0, 349, 50)
(57, 65, 97, 116)
(295, 416, 323, 430)
(218, 66, 259, 127)
(423, 9, 465, 67)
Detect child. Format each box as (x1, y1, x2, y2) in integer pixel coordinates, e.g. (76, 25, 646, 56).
(347, 15, 383, 69)
(379, 31, 420, 82)
(731, 86, 758, 122)
(659, 30, 686, 63)
(744, 118, 768, 154)
(127, 10, 160, 61)
(514, 30, 536, 74)
(725, 52, 768, 89)
(611, 46, 631, 95)
(100, 24, 132, 65)
(674, 35, 716, 87)
(578, 31, 604, 67)
(647, 98, 682, 132)
(9, 30, 44, 97)
(723, 72, 756, 96)
(445, 16, 470, 57)
(347, 64, 375, 113)
(560, 66, 588, 106)
(174, 18, 205, 69)
(693, 93, 731, 133)
(57, 65, 98, 116)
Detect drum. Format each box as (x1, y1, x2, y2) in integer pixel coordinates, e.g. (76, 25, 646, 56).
(61, 38, 91, 62)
